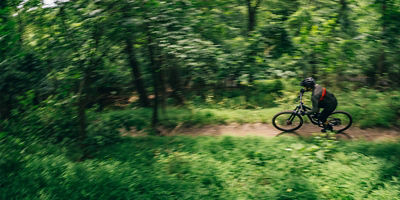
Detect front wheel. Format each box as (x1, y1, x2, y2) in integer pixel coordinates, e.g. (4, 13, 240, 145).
(327, 111, 352, 133)
(272, 111, 303, 132)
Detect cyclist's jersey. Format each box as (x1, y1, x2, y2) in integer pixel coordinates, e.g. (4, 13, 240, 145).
(310, 84, 337, 113)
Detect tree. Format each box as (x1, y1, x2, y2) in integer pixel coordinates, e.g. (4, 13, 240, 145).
(246, 0, 262, 34)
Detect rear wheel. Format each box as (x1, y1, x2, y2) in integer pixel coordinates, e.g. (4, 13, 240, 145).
(327, 111, 352, 133)
(272, 111, 303, 132)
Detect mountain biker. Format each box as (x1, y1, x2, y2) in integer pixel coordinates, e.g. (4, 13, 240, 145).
(300, 77, 338, 132)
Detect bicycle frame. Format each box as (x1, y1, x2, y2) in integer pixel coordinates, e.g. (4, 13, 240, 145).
(292, 90, 321, 126)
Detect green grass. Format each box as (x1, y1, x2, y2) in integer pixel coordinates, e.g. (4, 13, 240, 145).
(161, 107, 285, 127)
(91, 107, 286, 132)
(92, 86, 400, 133)
(2, 135, 400, 199)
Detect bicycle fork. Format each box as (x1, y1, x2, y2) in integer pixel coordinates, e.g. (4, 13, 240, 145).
(286, 108, 300, 125)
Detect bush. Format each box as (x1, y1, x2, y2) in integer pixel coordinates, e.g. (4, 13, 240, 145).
(9, 98, 80, 143)
(159, 108, 227, 128)
(3, 136, 400, 199)
(338, 89, 400, 128)
(186, 79, 284, 109)
(252, 79, 284, 95)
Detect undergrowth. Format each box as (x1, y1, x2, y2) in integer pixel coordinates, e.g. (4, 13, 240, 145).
(93, 85, 400, 133)
(2, 135, 400, 199)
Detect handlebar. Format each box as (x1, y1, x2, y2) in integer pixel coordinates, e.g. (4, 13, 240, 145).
(297, 89, 305, 102)
(296, 89, 318, 118)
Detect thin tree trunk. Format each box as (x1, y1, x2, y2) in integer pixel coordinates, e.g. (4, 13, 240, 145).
(17, 13, 24, 46)
(125, 37, 150, 107)
(168, 65, 185, 105)
(379, 1, 387, 76)
(158, 58, 167, 115)
(77, 78, 87, 138)
(248, 7, 256, 33)
(77, 24, 104, 160)
(245, 0, 262, 82)
(310, 54, 317, 78)
(375, 0, 387, 87)
(147, 31, 159, 130)
(246, 0, 262, 34)
(339, 0, 350, 35)
(76, 74, 88, 161)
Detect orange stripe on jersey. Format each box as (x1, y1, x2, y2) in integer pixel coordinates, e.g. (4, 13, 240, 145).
(320, 88, 326, 101)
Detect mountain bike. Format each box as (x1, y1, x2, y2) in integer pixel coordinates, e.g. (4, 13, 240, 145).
(272, 89, 352, 132)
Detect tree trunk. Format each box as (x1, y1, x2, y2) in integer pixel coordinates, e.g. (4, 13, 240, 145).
(125, 37, 150, 107)
(77, 24, 104, 160)
(246, 0, 262, 34)
(168, 65, 185, 105)
(339, 0, 351, 35)
(147, 32, 159, 130)
(379, 1, 387, 76)
(17, 12, 24, 46)
(375, 0, 387, 87)
(310, 54, 318, 78)
(159, 59, 167, 114)
(77, 75, 88, 160)
(245, 0, 262, 82)
(248, 7, 256, 33)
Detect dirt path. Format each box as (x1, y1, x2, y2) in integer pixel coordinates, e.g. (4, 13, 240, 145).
(155, 123, 400, 141)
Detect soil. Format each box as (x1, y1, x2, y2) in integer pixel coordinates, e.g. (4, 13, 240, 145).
(124, 123, 400, 141)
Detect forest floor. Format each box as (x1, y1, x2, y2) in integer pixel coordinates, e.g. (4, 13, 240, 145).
(124, 123, 400, 141)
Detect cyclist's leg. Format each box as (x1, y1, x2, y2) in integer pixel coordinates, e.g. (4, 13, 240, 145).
(319, 100, 337, 122)
(319, 101, 337, 131)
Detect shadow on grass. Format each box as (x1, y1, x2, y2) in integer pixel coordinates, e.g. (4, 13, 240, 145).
(276, 130, 352, 141)
(335, 132, 352, 140)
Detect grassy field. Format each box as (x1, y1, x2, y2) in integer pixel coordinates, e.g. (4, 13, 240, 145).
(2, 135, 400, 199)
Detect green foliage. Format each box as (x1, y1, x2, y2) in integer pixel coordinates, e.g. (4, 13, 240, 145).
(89, 109, 151, 133)
(10, 97, 79, 143)
(338, 88, 400, 128)
(2, 135, 400, 199)
(187, 79, 284, 109)
(92, 107, 283, 131)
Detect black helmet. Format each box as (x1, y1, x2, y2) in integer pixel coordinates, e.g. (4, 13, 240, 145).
(300, 77, 316, 88)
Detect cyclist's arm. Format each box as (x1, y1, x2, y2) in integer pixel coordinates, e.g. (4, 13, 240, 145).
(307, 86, 323, 114)
(310, 96, 319, 114)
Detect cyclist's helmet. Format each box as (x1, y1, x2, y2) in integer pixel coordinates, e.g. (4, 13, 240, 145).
(300, 77, 316, 88)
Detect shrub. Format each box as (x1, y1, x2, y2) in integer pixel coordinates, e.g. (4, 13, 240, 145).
(338, 89, 400, 128)
(9, 98, 79, 143)
(2, 135, 400, 199)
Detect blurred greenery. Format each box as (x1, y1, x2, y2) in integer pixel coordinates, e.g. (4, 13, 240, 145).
(2, 135, 400, 199)
(1, 0, 400, 198)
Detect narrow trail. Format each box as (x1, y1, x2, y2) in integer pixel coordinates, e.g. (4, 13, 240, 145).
(154, 123, 400, 141)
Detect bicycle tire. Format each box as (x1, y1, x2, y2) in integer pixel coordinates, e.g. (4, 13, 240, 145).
(328, 111, 352, 133)
(272, 111, 303, 132)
